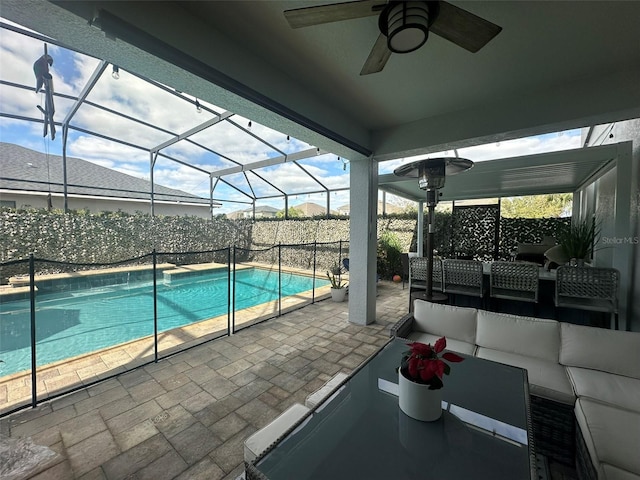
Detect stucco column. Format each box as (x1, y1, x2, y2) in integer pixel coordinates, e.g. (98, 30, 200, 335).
(348, 158, 378, 325)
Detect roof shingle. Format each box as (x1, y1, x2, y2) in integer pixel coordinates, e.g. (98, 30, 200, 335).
(0, 143, 216, 205)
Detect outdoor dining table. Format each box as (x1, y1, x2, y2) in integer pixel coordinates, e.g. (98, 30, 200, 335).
(246, 338, 536, 480)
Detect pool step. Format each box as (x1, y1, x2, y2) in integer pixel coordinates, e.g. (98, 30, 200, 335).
(0, 285, 38, 302)
(162, 262, 253, 283)
(7, 264, 176, 295)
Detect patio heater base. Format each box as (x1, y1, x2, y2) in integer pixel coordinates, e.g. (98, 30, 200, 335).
(411, 291, 448, 305)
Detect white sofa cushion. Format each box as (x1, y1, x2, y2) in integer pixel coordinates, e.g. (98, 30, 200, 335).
(305, 372, 349, 409)
(560, 323, 640, 379)
(406, 331, 476, 356)
(413, 300, 477, 344)
(476, 311, 561, 361)
(476, 347, 575, 404)
(244, 403, 310, 463)
(575, 398, 640, 479)
(566, 367, 640, 414)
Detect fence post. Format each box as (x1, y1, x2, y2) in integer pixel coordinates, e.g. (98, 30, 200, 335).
(227, 246, 231, 337)
(312, 241, 317, 303)
(278, 243, 282, 316)
(152, 249, 158, 363)
(29, 253, 37, 408)
(495, 200, 502, 260)
(232, 246, 236, 334)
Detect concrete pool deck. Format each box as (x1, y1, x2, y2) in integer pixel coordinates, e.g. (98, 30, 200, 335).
(1, 280, 404, 479)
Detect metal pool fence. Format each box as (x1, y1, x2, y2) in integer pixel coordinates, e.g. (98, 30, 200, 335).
(0, 240, 349, 416)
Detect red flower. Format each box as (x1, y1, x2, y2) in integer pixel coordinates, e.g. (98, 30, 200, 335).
(409, 342, 433, 357)
(400, 337, 464, 389)
(442, 352, 464, 363)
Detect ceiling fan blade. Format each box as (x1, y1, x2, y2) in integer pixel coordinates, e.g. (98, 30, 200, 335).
(284, 0, 382, 29)
(360, 33, 391, 75)
(431, 1, 502, 53)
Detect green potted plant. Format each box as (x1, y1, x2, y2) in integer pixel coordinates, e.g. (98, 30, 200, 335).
(556, 218, 600, 265)
(326, 264, 347, 302)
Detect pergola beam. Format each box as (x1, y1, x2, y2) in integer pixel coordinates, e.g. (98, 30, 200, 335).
(151, 111, 234, 152)
(61, 60, 108, 212)
(63, 61, 108, 125)
(247, 170, 287, 197)
(211, 147, 325, 177)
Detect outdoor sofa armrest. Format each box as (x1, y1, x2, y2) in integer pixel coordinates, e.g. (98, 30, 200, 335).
(390, 312, 414, 339)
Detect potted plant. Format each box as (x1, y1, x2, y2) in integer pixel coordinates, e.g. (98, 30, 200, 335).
(556, 218, 600, 265)
(398, 337, 464, 421)
(326, 265, 347, 302)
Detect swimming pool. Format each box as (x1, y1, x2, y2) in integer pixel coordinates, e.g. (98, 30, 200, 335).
(0, 268, 328, 377)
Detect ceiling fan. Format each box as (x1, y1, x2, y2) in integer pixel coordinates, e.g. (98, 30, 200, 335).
(284, 0, 502, 75)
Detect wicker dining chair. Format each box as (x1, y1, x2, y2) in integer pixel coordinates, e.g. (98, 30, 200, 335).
(555, 266, 620, 329)
(401, 253, 410, 289)
(407, 257, 443, 309)
(442, 259, 485, 306)
(490, 261, 539, 304)
(409, 257, 443, 291)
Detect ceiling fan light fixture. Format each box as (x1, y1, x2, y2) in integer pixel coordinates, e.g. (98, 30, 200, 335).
(380, 1, 435, 54)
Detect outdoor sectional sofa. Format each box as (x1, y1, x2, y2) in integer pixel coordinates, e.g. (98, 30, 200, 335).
(391, 300, 640, 480)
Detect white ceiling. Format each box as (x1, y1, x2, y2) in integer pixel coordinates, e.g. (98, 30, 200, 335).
(378, 143, 620, 202)
(5, 0, 640, 165)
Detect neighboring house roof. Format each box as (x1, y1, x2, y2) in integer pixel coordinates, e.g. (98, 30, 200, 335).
(226, 205, 279, 219)
(378, 201, 404, 214)
(336, 202, 404, 214)
(293, 202, 334, 216)
(253, 206, 279, 214)
(0, 143, 218, 206)
(227, 203, 341, 218)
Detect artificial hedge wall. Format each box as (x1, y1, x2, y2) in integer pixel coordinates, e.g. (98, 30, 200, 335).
(0, 208, 568, 283)
(0, 209, 416, 282)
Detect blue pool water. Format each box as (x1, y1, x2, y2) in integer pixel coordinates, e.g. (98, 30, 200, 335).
(0, 268, 327, 376)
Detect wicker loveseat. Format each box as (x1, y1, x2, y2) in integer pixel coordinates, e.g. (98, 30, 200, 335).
(391, 300, 640, 480)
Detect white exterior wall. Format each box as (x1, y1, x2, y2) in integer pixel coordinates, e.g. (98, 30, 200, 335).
(0, 191, 212, 218)
(578, 126, 640, 331)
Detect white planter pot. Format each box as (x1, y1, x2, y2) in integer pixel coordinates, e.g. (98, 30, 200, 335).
(330, 287, 347, 302)
(398, 370, 443, 421)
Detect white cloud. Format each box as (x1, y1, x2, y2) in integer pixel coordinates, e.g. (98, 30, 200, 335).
(379, 130, 582, 174)
(68, 135, 148, 165)
(459, 131, 581, 161)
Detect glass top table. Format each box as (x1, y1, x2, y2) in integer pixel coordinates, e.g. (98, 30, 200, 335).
(247, 338, 535, 480)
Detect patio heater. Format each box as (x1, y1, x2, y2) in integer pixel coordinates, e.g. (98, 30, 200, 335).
(394, 157, 474, 302)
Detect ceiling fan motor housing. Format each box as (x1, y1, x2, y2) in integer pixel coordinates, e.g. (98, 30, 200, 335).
(379, 1, 440, 53)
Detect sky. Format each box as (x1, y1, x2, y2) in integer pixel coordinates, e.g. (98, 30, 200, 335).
(0, 19, 584, 215)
